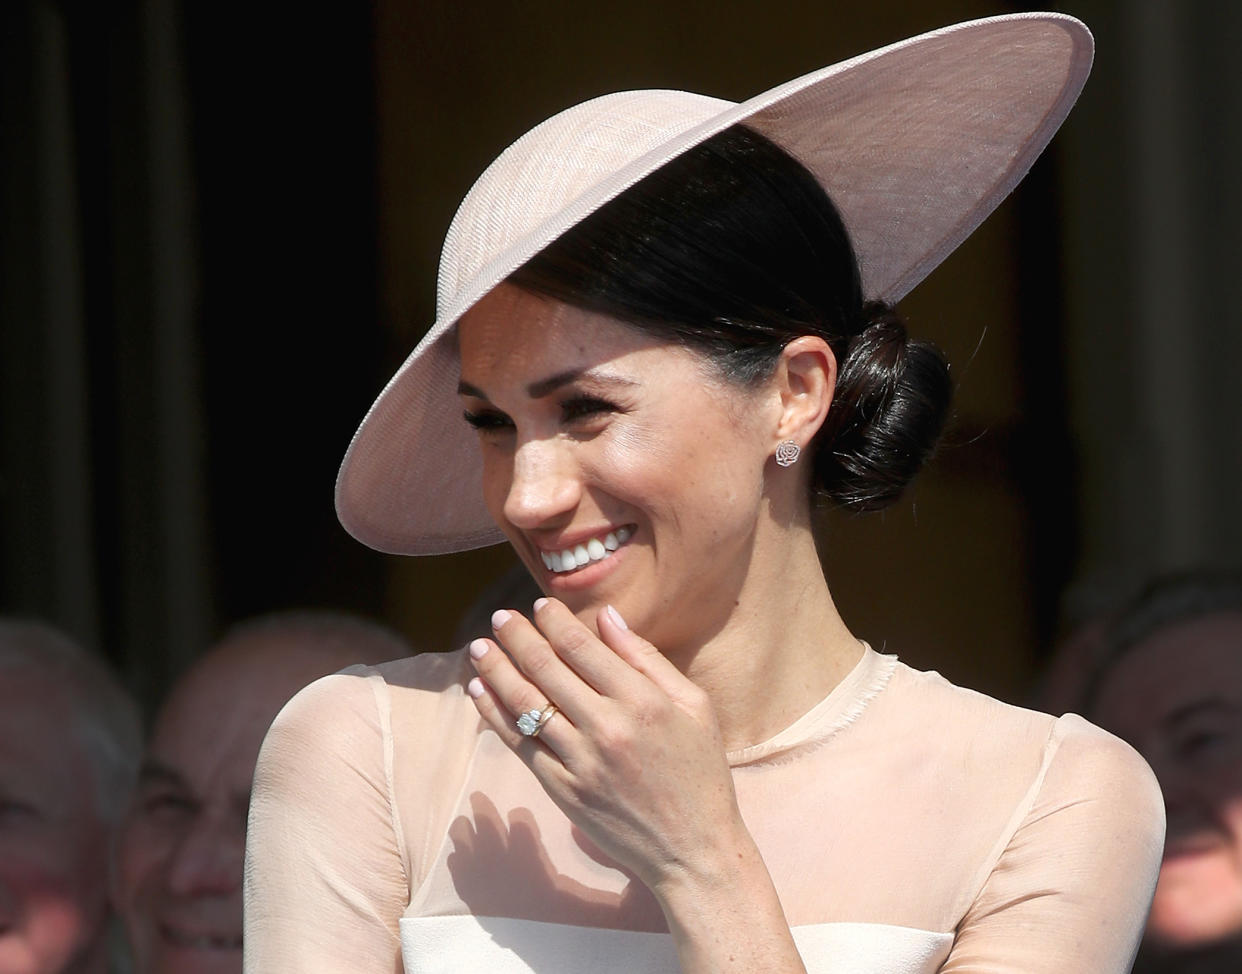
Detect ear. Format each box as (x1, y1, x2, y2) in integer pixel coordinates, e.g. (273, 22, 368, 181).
(771, 336, 836, 449)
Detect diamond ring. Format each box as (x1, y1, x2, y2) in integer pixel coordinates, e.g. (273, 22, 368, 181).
(516, 703, 559, 738)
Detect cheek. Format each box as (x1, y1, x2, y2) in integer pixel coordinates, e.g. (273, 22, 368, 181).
(115, 821, 176, 907)
(597, 404, 762, 511)
(478, 450, 512, 519)
(0, 833, 106, 960)
(1223, 792, 1242, 841)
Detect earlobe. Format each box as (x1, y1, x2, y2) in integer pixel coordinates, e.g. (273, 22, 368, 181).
(774, 440, 801, 467)
(774, 336, 837, 448)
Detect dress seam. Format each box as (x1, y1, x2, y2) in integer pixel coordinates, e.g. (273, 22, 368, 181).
(364, 667, 413, 894)
(957, 712, 1067, 922)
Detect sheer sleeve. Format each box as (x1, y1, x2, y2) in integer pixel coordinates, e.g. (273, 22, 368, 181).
(941, 715, 1165, 973)
(244, 667, 408, 974)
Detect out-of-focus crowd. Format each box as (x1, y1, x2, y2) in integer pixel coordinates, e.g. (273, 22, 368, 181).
(2, 566, 1240, 974)
(0, 610, 411, 974)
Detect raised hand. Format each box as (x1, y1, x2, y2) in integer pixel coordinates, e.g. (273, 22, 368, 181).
(466, 598, 747, 898)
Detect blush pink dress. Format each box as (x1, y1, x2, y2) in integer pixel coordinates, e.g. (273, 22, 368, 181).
(243, 646, 1164, 973)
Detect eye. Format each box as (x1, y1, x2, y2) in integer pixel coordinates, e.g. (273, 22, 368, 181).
(142, 790, 198, 822)
(1173, 722, 1239, 764)
(560, 396, 615, 423)
(0, 798, 41, 826)
(463, 408, 514, 433)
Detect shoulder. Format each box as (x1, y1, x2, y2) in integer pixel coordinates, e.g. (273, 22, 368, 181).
(878, 658, 1164, 834)
(258, 647, 477, 776)
(1038, 712, 1165, 834)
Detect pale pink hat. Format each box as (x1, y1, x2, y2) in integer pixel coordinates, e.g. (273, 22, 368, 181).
(337, 12, 1093, 556)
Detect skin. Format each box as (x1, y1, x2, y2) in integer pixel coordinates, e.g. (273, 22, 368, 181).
(456, 283, 864, 973)
(1091, 612, 1242, 953)
(0, 675, 112, 974)
(113, 628, 394, 974)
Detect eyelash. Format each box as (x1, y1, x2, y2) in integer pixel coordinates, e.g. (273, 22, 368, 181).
(463, 397, 617, 432)
(462, 409, 512, 431)
(561, 396, 615, 421)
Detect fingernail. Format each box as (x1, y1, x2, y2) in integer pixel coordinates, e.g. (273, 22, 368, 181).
(467, 677, 485, 699)
(533, 597, 548, 612)
(491, 609, 511, 629)
(469, 638, 490, 660)
(606, 604, 628, 630)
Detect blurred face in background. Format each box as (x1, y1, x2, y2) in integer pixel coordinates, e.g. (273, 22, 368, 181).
(0, 675, 112, 974)
(114, 654, 257, 974)
(1092, 612, 1242, 950)
(113, 626, 380, 974)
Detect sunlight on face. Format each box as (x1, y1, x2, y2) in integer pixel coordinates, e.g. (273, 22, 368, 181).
(1092, 612, 1242, 949)
(457, 283, 778, 653)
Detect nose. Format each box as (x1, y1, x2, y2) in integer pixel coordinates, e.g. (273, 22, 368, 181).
(502, 436, 581, 530)
(165, 812, 244, 897)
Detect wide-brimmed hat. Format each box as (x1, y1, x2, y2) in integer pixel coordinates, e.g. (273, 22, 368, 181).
(337, 12, 1093, 556)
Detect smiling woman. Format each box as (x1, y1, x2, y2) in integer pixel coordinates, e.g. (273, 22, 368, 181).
(244, 14, 1165, 974)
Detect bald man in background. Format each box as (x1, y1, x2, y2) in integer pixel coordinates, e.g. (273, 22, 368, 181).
(112, 610, 412, 974)
(0, 619, 141, 974)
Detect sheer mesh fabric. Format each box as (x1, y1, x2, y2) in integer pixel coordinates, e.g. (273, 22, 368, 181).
(244, 647, 1164, 973)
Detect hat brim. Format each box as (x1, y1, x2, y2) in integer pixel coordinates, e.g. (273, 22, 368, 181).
(337, 12, 1093, 556)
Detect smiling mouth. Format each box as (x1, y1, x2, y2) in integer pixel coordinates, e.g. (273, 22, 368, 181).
(540, 526, 633, 574)
(160, 923, 242, 951)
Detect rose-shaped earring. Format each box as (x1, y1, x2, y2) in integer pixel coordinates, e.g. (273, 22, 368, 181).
(775, 440, 801, 467)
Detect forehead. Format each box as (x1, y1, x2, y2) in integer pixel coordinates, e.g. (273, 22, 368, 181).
(150, 648, 306, 791)
(0, 675, 91, 801)
(1094, 612, 1242, 723)
(457, 283, 686, 383)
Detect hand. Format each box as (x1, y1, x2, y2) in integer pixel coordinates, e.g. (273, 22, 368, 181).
(466, 598, 746, 897)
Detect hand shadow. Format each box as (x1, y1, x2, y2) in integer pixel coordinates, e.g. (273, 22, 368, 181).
(446, 791, 666, 933)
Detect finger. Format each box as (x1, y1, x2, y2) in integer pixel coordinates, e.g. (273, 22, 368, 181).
(529, 598, 644, 698)
(490, 608, 603, 718)
(468, 638, 573, 752)
(595, 603, 699, 701)
(466, 663, 571, 762)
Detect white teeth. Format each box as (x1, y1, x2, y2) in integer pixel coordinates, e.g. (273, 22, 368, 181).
(542, 528, 633, 574)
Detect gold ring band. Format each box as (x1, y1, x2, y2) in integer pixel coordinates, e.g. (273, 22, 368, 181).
(516, 703, 558, 737)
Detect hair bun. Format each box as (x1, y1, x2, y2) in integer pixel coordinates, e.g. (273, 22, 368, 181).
(813, 300, 952, 510)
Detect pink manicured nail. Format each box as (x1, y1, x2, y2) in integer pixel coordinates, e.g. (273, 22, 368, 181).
(533, 598, 548, 612)
(467, 677, 485, 699)
(606, 604, 628, 630)
(491, 609, 511, 629)
(469, 638, 490, 660)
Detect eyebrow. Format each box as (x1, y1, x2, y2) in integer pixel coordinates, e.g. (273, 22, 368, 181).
(1163, 698, 1239, 728)
(457, 368, 638, 402)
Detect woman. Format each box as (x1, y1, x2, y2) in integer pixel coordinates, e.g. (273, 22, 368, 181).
(245, 14, 1164, 973)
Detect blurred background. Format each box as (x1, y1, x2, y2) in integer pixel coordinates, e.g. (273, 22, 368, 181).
(3, 0, 1240, 713)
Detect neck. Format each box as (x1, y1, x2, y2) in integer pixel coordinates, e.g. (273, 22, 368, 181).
(663, 514, 862, 752)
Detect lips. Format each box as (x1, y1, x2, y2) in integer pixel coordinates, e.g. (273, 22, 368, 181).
(540, 526, 633, 574)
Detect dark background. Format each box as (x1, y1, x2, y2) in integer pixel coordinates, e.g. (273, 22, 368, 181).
(3, 0, 1240, 713)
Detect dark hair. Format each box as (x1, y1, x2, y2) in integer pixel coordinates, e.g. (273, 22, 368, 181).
(1084, 569, 1242, 713)
(509, 124, 951, 511)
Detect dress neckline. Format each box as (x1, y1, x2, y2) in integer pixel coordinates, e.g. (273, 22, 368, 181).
(725, 645, 897, 768)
